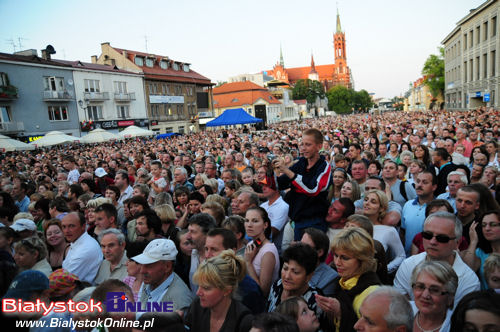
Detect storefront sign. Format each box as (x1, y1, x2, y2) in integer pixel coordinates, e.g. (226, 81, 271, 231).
(149, 95, 184, 104)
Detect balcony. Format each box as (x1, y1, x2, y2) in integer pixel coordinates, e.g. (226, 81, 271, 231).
(114, 92, 136, 102)
(83, 91, 109, 101)
(0, 121, 24, 132)
(0, 85, 18, 100)
(42, 90, 73, 101)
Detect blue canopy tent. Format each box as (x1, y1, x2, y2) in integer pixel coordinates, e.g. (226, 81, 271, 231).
(205, 108, 263, 127)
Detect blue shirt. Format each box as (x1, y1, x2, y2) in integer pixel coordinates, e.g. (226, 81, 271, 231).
(15, 195, 30, 212)
(436, 192, 457, 212)
(401, 198, 428, 256)
(137, 271, 175, 318)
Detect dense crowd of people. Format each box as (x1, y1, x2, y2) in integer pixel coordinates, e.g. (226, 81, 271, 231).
(0, 107, 499, 332)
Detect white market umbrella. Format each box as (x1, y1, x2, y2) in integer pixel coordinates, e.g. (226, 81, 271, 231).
(119, 125, 154, 138)
(0, 134, 35, 152)
(80, 128, 121, 144)
(29, 131, 79, 148)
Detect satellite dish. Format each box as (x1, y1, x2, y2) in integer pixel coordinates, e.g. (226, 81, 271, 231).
(67, 79, 74, 86)
(45, 45, 56, 55)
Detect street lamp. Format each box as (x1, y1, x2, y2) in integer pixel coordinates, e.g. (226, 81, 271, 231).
(78, 99, 89, 121)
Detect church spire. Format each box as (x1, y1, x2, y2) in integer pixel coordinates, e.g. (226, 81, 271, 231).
(336, 8, 342, 33)
(310, 53, 317, 74)
(279, 43, 284, 67)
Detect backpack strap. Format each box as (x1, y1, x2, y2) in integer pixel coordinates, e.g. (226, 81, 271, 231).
(400, 180, 408, 201)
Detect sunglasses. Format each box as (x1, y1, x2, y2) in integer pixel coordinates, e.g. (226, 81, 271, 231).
(412, 283, 448, 296)
(421, 231, 456, 243)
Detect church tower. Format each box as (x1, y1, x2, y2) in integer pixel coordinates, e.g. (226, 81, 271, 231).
(308, 53, 319, 81)
(333, 8, 350, 88)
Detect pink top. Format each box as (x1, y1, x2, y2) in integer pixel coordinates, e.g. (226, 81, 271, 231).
(251, 241, 280, 284)
(122, 276, 139, 302)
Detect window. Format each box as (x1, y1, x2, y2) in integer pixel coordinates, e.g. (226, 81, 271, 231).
(146, 58, 154, 67)
(44, 77, 65, 91)
(87, 106, 102, 120)
(114, 81, 127, 93)
(0, 106, 12, 122)
(470, 59, 473, 81)
(178, 126, 185, 134)
(175, 85, 181, 95)
(492, 51, 496, 77)
(483, 54, 488, 79)
(165, 127, 173, 133)
(476, 56, 480, 80)
(183, 64, 190, 72)
(117, 105, 130, 119)
(464, 34, 467, 50)
(470, 30, 473, 46)
(476, 26, 480, 44)
(0, 72, 8, 86)
(484, 21, 488, 41)
(134, 57, 144, 66)
(48, 106, 68, 121)
(160, 61, 168, 69)
(176, 104, 183, 116)
(151, 105, 159, 118)
(493, 17, 497, 36)
(84, 79, 100, 92)
(172, 62, 179, 71)
(464, 61, 468, 82)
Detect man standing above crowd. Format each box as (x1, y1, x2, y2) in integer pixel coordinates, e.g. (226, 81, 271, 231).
(274, 128, 331, 240)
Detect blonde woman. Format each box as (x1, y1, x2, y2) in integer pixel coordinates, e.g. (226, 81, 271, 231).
(185, 250, 253, 332)
(315, 227, 380, 331)
(362, 189, 406, 274)
(153, 204, 178, 240)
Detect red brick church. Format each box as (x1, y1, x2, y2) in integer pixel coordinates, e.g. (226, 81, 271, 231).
(264, 10, 352, 91)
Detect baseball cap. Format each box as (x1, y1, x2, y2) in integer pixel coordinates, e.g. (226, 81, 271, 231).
(259, 175, 277, 191)
(94, 167, 107, 178)
(132, 239, 178, 264)
(4, 270, 49, 300)
(10, 218, 37, 232)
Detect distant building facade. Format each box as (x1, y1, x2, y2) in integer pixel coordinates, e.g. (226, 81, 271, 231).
(55, 60, 148, 133)
(442, 0, 499, 110)
(0, 50, 80, 139)
(95, 43, 213, 134)
(212, 81, 282, 126)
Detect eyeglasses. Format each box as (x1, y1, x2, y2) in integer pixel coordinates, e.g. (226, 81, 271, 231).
(421, 231, 456, 243)
(412, 283, 448, 296)
(482, 222, 500, 228)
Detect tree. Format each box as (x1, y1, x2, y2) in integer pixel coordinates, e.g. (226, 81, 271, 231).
(353, 89, 373, 111)
(292, 79, 325, 105)
(326, 85, 354, 114)
(215, 81, 227, 87)
(422, 47, 444, 99)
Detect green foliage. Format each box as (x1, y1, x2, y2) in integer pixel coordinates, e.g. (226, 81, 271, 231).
(292, 79, 325, 105)
(326, 86, 373, 114)
(422, 47, 444, 98)
(215, 81, 227, 87)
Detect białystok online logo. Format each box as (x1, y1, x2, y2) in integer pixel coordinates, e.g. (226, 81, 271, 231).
(2, 292, 173, 316)
(106, 292, 173, 313)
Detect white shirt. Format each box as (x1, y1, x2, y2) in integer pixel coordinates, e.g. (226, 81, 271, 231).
(118, 185, 133, 205)
(261, 196, 289, 253)
(62, 232, 103, 284)
(394, 251, 480, 308)
(373, 225, 406, 274)
(67, 168, 80, 185)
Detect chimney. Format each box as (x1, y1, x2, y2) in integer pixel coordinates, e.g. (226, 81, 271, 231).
(14, 49, 38, 56)
(41, 49, 50, 60)
(91, 55, 98, 63)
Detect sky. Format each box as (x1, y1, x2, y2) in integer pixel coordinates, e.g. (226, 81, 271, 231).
(0, 0, 486, 98)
